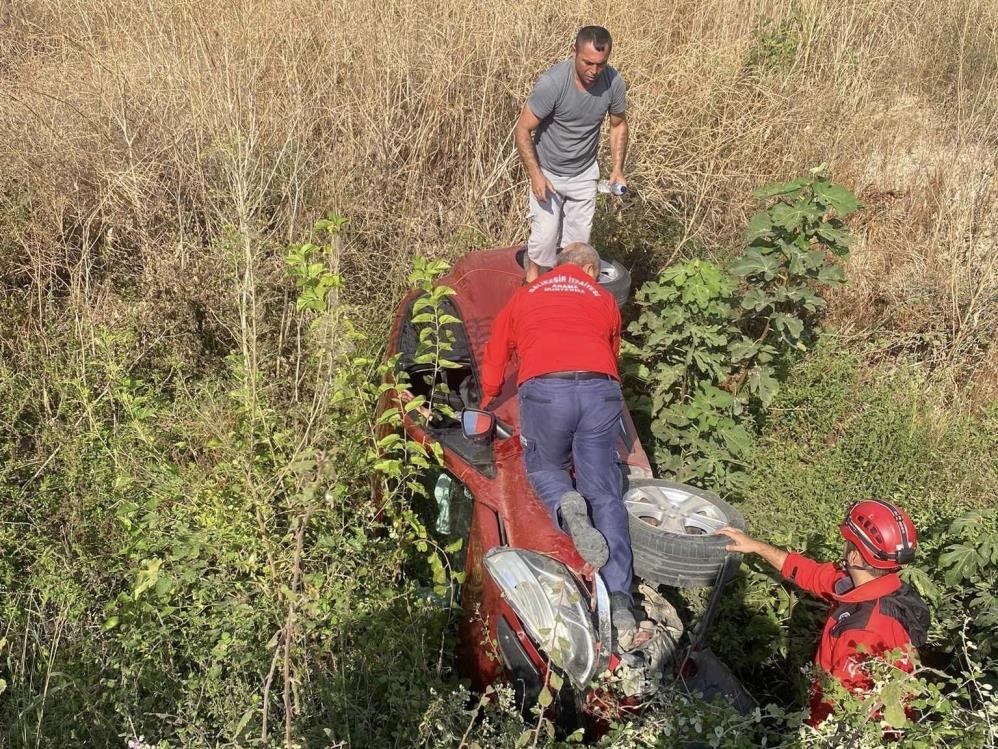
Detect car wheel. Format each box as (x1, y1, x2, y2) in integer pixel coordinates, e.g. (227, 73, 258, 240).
(624, 479, 745, 588)
(597, 259, 631, 307)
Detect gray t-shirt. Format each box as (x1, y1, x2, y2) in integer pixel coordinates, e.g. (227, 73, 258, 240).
(527, 59, 626, 178)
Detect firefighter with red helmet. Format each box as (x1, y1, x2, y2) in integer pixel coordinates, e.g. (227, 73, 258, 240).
(719, 499, 930, 724)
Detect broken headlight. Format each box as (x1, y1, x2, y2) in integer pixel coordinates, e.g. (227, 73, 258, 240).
(484, 548, 605, 688)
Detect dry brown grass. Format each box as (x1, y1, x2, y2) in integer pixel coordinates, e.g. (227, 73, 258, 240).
(1, 0, 996, 393)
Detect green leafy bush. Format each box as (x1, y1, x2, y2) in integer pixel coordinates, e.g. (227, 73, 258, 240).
(624, 168, 857, 491)
(0, 219, 464, 748)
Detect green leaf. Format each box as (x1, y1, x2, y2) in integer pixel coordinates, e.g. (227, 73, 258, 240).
(538, 685, 553, 707)
(816, 263, 846, 284)
(720, 424, 752, 456)
(743, 211, 773, 242)
(770, 201, 821, 232)
(815, 221, 853, 249)
(948, 510, 985, 536)
(787, 246, 807, 275)
(812, 180, 860, 215)
(234, 706, 255, 737)
(979, 532, 998, 564)
(730, 249, 778, 279)
(901, 566, 942, 607)
(753, 176, 810, 199)
(728, 337, 760, 362)
(797, 288, 826, 313)
(376, 433, 403, 449)
(740, 288, 770, 312)
(773, 313, 804, 340)
(803, 249, 827, 270)
(939, 543, 985, 585)
(747, 366, 780, 407)
(881, 682, 907, 728)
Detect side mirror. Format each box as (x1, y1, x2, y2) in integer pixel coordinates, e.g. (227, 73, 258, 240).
(461, 409, 495, 444)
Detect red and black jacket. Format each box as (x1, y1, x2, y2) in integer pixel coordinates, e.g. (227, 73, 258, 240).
(780, 552, 930, 724)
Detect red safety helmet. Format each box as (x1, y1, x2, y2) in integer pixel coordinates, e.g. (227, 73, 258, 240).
(840, 499, 918, 570)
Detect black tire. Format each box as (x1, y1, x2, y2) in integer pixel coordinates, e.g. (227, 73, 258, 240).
(514, 248, 631, 307)
(597, 258, 631, 307)
(624, 478, 746, 588)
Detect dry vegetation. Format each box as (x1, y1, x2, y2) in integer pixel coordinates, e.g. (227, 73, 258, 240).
(1, 0, 995, 393)
(1, 2, 996, 745)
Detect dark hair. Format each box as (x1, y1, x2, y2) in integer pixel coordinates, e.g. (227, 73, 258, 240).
(575, 26, 612, 52)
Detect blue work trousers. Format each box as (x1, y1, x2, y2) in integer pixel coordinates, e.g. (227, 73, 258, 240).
(518, 376, 633, 597)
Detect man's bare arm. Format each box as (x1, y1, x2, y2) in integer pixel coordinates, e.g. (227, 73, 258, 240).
(718, 527, 789, 571)
(514, 103, 555, 203)
(608, 112, 629, 187)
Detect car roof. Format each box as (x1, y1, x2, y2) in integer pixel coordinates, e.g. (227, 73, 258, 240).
(438, 245, 525, 360)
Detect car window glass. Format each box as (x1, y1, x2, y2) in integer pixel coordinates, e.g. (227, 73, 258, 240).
(395, 293, 495, 474)
(432, 472, 474, 571)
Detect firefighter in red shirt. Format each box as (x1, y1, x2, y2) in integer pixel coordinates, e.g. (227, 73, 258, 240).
(719, 499, 930, 725)
(479, 242, 637, 637)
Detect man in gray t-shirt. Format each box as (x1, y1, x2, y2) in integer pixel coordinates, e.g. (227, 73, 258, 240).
(515, 26, 629, 281)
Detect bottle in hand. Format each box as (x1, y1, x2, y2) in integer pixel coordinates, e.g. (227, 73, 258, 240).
(597, 179, 628, 196)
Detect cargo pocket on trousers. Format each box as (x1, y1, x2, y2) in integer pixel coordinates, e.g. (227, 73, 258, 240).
(520, 435, 541, 475)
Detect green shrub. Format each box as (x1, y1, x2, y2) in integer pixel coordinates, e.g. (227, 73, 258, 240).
(0, 220, 464, 747)
(624, 168, 857, 492)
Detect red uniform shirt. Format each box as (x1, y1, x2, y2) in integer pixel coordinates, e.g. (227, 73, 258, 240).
(781, 552, 929, 724)
(480, 265, 621, 400)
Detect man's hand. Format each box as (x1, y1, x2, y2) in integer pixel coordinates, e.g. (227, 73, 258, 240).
(399, 388, 433, 421)
(717, 527, 760, 554)
(607, 169, 628, 192)
(530, 171, 556, 204)
(718, 526, 789, 571)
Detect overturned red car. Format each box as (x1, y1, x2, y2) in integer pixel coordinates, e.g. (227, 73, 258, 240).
(384, 246, 753, 724)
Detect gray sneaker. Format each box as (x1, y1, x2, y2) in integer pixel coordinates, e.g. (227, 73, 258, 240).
(559, 491, 609, 569)
(610, 591, 639, 649)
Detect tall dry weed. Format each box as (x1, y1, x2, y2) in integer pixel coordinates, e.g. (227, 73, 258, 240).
(0, 0, 996, 391)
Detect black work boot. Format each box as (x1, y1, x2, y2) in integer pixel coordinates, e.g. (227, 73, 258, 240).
(559, 491, 609, 569)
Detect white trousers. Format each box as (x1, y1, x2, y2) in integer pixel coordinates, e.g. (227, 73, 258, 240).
(526, 160, 599, 269)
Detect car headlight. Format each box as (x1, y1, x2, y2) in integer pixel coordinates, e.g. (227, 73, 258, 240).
(484, 548, 607, 688)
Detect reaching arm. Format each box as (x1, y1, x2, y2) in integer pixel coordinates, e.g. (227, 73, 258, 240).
(607, 112, 629, 187)
(718, 527, 788, 570)
(720, 527, 846, 600)
(514, 103, 556, 204)
(479, 298, 517, 407)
